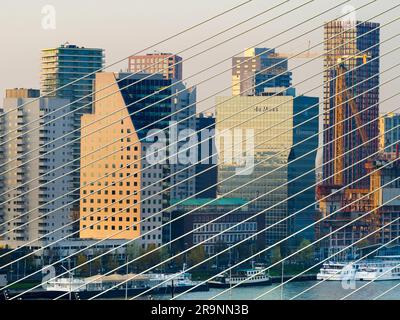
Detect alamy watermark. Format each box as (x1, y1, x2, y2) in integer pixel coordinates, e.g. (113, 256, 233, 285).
(340, 4, 356, 30)
(41, 5, 56, 30)
(145, 122, 255, 175)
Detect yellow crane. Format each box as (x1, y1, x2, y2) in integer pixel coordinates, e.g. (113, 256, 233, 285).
(266, 45, 370, 186)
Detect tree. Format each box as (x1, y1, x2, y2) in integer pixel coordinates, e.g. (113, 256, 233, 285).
(172, 251, 184, 270)
(214, 241, 230, 268)
(235, 243, 252, 263)
(76, 254, 89, 276)
(187, 245, 207, 268)
(91, 250, 103, 274)
(104, 254, 119, 272)
(126, 243, 142, 273)
(296, 239, 314, 265)
(137, 244, 161, 271)
(158, 247, 171, 272)
(270, 245, 282, 264)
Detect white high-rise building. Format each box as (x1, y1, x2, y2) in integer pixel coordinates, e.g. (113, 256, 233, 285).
(0, 89, 75, 249)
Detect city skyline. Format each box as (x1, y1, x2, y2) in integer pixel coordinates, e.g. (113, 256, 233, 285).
(1, 0, 399, 113)
(1, 1, 400, 304)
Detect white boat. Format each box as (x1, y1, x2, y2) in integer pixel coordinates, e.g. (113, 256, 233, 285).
(317, 262, 357, 281)
(147, 271, 204, 288)
(317, 256, 400, 281)
(208, 268, 270, 288)
(356, 256, 400, 281)
(40, 269, 208, 299)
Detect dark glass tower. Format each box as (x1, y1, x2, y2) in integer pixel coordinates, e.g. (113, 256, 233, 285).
(322, 21, 380, 188)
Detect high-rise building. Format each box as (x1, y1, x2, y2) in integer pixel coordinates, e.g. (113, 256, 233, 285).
(169, 86, 197, 201)
(41, 43, 105, 214)
(232, 48, 292, 96)
(195, 113, 217, 199)
(79, 73, 195, 248)
(41, 43, 104, 116)
(128, 53, 183, 80)
(0, 89, 75, 248)
(322, 21, 380, 188)
(379, 112, 400, 154)
(216, 88, 319, 246)
(367, 159, 400, 247)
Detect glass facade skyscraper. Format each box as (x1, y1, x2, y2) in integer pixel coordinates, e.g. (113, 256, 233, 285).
(195, 113, 218, 199)
(216, 89, 318, 246)
(41, 43, 104, 118)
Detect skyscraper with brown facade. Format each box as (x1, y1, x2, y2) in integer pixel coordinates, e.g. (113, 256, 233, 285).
(128, 53, 183, 80)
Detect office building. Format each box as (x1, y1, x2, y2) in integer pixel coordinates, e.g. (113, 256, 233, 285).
(216, 88, 319, 246)
(195, 113, 217, 198)
(41, 43, 105, 213)
(79, 73, 195, 248)
(232, 48, 292, 96)
(169, 86, 197, 201)
(167, 198, 265, 255)
(128, 53, 183, 80)
(0, 89, 75, 248)
(367, 159, 400, 247)
(322, 21, 380, 189)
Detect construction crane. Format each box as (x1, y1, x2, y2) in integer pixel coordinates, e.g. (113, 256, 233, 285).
(266, 43, 371, 186)
(333, 53, 371, 186)
(269, 51, 320, 59)
(269, 41, 320, 59)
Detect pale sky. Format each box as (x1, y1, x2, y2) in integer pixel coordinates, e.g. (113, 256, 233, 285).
(0, 0, 399, 113)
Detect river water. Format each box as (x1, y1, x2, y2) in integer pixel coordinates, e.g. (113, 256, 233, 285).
(154, 280, 400, 300)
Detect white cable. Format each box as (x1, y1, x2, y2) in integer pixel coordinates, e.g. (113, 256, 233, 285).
(341, 249, 400, 299)
(0, 0, 352, 193)
(0, 0, 294, 151)
(3, 3, 392, 298)
(0, 14, 388, 243)
(0, 0, 253, 119)
(2, 36, 390, 268)
(89, 102, 400, 300)
(3, 40, 396, 296)
(283, 227, 400, 300)
(372, 270, 400, 299)
(205, 155, 400, 300)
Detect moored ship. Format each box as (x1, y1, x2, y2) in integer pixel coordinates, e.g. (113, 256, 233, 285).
(317, 256, 400, 281)
(1, 271, 208, 300)
(208, 268, 271, 288)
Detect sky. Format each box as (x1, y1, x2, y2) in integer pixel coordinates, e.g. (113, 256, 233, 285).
(0, 0, 399, 114)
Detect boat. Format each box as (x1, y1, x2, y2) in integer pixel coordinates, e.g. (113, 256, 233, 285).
(208, 268, 271, 288)
(355, 256, 400, 281)
(3, 270, 208, 300)
(316, 261, 358, 281)
(317, 256, 400, 281)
